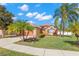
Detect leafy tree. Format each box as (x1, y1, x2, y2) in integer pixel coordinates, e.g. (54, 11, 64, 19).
(7, 20, 27, 39)
(0, 5, 14, 37)
(0, 5, 14, 30)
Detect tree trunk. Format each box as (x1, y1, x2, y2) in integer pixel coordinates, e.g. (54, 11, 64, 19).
(60, 30, 62, 37)
(2, 29, 5, 38)
(22, 29, 25, 41)
(26, 30, 29, 40)
(62, 19, 65, 36)
(19, 30, 22, 36)
(32, 31, 34, 41)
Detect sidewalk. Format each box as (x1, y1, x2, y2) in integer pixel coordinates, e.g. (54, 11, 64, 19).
(0, 37, 79, 56)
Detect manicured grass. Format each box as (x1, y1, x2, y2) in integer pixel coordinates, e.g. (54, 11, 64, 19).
(16, 36, 79, 51)
(0, 47, 33, 56)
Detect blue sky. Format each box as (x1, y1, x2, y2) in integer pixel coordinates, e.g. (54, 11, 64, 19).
(1, 3, 61, 25)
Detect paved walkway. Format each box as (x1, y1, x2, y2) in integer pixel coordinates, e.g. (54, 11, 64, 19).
(0, 37, 79, 56)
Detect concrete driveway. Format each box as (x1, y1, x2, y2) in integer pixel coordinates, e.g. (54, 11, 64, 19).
(0, 37, 79, 56)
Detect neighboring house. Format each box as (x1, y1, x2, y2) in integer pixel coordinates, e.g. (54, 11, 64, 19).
(39, 24, 58, 36)
(48, 27, 55, 35)
(40, 24, 51, 36)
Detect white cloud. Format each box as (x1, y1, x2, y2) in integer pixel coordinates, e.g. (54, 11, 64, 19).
(12, 17, 17, 21)
(27, 21, 34, 24)
(41, 15, 52, 20)
(12, 17, 17, 20)
(19, 4, 29, 11)
(26, 12, 52, 21)
(35, 14, 42, 19)
(18, 13, 23, 16)
(35, 12, 46, 19)
(26, 12, 33, 17)
(41, 12, 46, 16)
(26, 12, 38, 18)
(35, 12, 52, 21)
(0, 3, 7, 5)
(32, 12, 38, 16)
(38, 15, 52, 21)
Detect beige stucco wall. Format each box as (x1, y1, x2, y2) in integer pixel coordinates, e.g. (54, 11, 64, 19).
(24, 29, 37, 37)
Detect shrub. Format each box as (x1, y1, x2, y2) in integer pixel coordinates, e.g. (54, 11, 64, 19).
(39, 34, 45, 38)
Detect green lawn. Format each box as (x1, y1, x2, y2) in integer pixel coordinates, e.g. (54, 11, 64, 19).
(16, 36, 79, 51)
(0, 47, 33, 56)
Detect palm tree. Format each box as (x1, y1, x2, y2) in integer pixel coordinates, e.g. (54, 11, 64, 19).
(7, 20, 35, 41)
(54, 16, 59, 27)
(53, 3, 79, 36)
